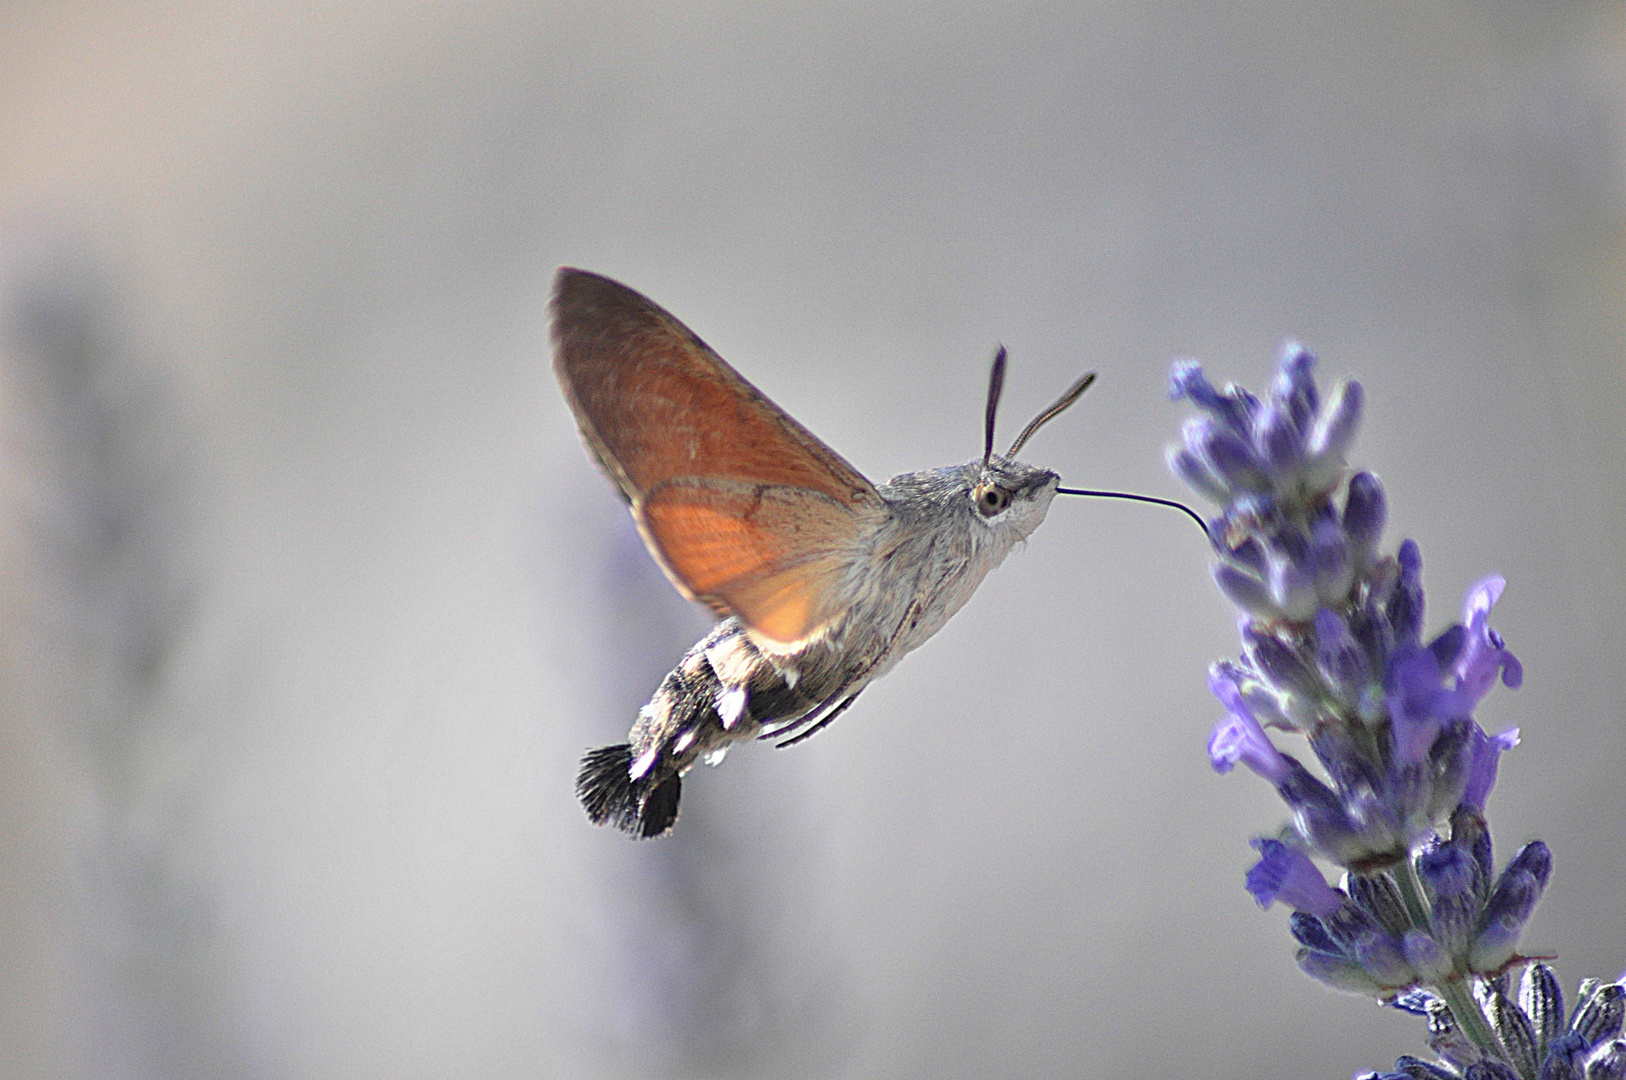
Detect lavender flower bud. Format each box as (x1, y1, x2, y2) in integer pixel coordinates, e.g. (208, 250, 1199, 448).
(1353, 930, 1415, 987)
(1168, 359, 1252, 436)
(1402, 930, 1453, 982)
(1487, 987, 1541, 1080)
(1297, 948, 1384, 995)
(1472, 842, 1552, 971)
(1347, 872, 1413, 938)
(1243, 625, 1318, 701)
(1214, 563, 1280, 620)
(1450, 806, 1495, 893)
(1572, 985, 1626, 1049)
(1343, 470, 1387, 567)
(1315, 607, 1372, 704)
(1523, 962, 1568, 1058)
(1275, 341, 1320, 426)
(1310, 515, 1355, 603)
(1246, 839, 1346, 915)
(1460, 726, 1521, 815)
(1267, 552, 1320, 622)
(1255, 400, 1306, 470)
(1289, 910, 1344, 954)
(1276, 759, 1372, 864)
(1587, 1041, 1626, 1080)
(1167, 445, 1232, 504)
(1186, 417, 1269, 493)
(1389, 540, 1425, 647)
(1417, 842, 1478, 958)
(1542, 1031, 1589, 1080)
(1464, 1061, 1522, 1080)
(1308, 378, 1364, 464)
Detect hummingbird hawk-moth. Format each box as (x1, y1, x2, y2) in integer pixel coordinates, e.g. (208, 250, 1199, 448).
(553, 269, 1098, 838)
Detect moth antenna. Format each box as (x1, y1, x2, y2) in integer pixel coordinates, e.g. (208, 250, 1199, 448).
(1056, 485, 1209, 536)
(1007, 371, 1096, 458)
(982, 345, 1007, 472)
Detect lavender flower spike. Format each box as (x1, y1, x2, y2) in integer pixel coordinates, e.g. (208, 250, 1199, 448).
(1166, 345, 1618, 1079)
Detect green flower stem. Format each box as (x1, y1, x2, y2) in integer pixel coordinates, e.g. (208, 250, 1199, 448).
(1393, 858, 1505, 1061)
(1436, 975, 1506, 1063)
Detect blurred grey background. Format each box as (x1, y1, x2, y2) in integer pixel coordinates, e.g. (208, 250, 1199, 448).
(2, 3, 1623, 1078)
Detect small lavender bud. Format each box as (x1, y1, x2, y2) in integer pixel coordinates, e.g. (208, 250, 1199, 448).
(1464, 1062, 1522, 1080)
(1402, 930, 1453, 983)
(1587, 1041, 1626, 1080)
(1297, 948, 1385, 995)
(1487, 987, 1541, 1080)
(1347, 872, 1413, 939)
(1308, 377, 1364, 464)
(1522, 963, 1568, 1058)
(1354, 930, 1415, 987)
(1472, 869, 1542, 972)
(1225, 534, 1269, 575)
(1572, 985, 1626, 1049)
(1310, 515, 1355, 604)
(1389, 540, 1426, 647)
(1507, 841, 1554, 891)
(1255, 400, 1306, 469)
(1315, 607, 1372, 704)
(1214, 563, 1281, 620)
(1267, 554, 1320, 622)
(1450, 807, 1495, 894)
(1343, 470, 1387, 565)
(1430, 998, 1485, 1070)
(1392, 1055, 1460, 1080)
(1275, 341, 1320, 427)
(1167, 445, 1233, 504)
(1187, 417, 1270, 492)
(1542, 1031, 1589, 1080)
(1276, 759, 1371, 864)
(1243, 625, 1318, 701)
(1289, 910, 1344, 954)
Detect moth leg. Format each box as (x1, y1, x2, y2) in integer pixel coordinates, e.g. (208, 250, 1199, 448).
(773, 691, 862, 749)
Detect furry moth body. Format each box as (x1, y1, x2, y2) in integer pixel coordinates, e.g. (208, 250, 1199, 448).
(553, 269, 1088, 838)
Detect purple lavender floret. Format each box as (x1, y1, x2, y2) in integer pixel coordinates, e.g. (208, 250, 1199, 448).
(1168, 344, 1621, 1079)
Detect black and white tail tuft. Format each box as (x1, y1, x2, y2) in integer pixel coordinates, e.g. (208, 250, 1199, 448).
(575, 744, 682, 839)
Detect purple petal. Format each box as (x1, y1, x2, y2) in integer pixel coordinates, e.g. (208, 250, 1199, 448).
(1308, 378, 1364, 463)
(1246, 838, 1344, 916)
(1459, 725, 1520, 813)
(1454, 576, 1523, 704)
(1343, 471, 1386, 558)
(1207, 668, 1291, 783)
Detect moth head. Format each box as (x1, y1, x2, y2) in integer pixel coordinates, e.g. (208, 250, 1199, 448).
(965, 346, 1090, 539)
(969, 456, 1060, 540)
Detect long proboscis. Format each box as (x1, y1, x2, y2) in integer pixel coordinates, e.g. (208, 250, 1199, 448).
(1007, 371, 1096, 458)
(1057, 485, 1209, 536)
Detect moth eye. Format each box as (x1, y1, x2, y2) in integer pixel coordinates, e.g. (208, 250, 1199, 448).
(975, 484, 1011, 517)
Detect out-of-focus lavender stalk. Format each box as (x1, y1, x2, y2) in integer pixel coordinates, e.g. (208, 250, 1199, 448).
(1168, 345, 1624, 1080)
